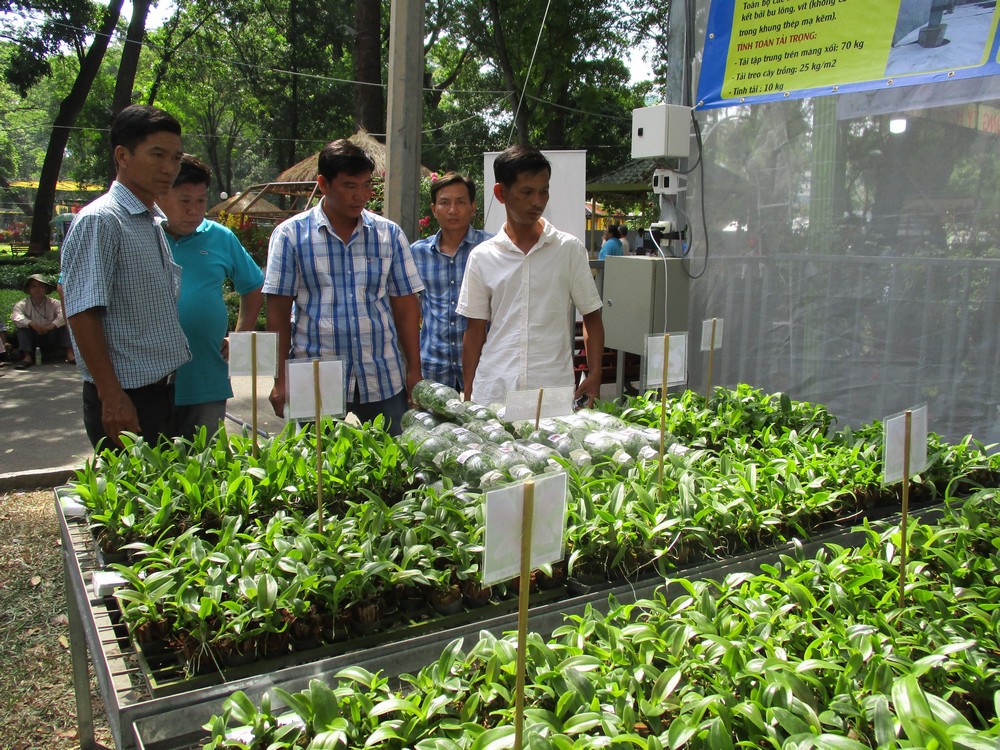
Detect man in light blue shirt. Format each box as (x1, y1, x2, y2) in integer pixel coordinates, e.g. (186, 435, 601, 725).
(62, 104, 191, 449)
(159, 154, 264, 440)
(262, 139, 423, 436)
(598, 225, 623, 260)
(410, 172, 492, 391)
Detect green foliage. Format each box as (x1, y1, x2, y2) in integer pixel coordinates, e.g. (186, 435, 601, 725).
(203, 489, 1000, 747)
(70, 384, 1000, 682)
(0, 252, 60, 289)
(222, 288, 265, 332)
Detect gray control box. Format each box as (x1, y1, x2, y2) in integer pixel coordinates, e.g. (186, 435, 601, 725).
(603, 256, 689, 354)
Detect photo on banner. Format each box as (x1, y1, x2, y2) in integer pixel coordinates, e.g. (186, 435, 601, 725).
(697, 0, 1000, 109)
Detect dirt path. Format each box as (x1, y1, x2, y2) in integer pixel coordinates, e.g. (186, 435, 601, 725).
(0, 489, 115, 749)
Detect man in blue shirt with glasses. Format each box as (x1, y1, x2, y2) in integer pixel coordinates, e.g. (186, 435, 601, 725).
(410, 172, 492, 392)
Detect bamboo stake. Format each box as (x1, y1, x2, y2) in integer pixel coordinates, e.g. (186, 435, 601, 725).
(251, 332, 259, 458)
(658, 334, 670, 491)
(898, 409, 912, 609)
(314, 360, 323, 534)
(705, 318, 718, 399)
(534, 388, 544, 431)
(513, 480, 535, 750)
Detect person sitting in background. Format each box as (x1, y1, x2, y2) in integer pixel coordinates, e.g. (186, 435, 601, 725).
(598, 224, 623, 260)
(159, 154, 264, 440)
(618, 224, 631, 255)
(11, 273, 74, 370)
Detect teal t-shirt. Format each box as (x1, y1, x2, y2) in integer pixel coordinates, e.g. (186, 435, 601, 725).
(167, 219, 264, 406)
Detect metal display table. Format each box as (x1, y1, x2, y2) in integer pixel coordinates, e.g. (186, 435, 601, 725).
(59, 487, 926, 750)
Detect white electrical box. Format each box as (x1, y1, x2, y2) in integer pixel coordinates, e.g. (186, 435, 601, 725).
(631, 104, 691, 160)
(603, 256, 689, 355)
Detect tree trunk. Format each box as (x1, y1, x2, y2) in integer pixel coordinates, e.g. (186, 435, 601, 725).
(107, 0, 152, 181)
(485, 0, 530, 144)
(354, 0, 384, 135)
(28, 0, 124, 256)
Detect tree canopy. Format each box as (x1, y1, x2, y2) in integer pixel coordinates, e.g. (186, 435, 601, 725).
(1, 0, 668, 249)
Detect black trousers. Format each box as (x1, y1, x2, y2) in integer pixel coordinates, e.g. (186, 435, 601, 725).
(82, 379, 174, 451)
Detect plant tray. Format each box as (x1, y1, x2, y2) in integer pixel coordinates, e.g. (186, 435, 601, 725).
(131, 585, 568, 698)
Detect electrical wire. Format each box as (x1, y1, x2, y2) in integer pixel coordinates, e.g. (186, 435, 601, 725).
(505, 0, 554, 147)
(681, 110, 710, 280)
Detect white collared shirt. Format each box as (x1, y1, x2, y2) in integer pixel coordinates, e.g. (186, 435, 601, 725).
(456, 218, 602, 405)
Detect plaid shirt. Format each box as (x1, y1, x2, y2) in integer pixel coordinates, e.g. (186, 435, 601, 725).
(61, 181, 191, 388)
(410, 227, 492, 388)
(263, 205, 424, 403)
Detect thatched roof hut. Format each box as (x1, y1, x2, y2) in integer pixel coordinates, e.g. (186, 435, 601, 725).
(275, 129, 432, 182)
(208, 191, 286, 219)
(216, 129, 432, 225)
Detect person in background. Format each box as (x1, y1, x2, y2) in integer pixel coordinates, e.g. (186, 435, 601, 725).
(618, 224, 631, 255)
(457, 145, 605, 407)
(10, 273, 74, 370)
(61, 104, 190, 450)
(262, 139, 423, 436)
(410, 172, 492, 392)
(598, 224, 623, 260)
(159, 154, 264, 440)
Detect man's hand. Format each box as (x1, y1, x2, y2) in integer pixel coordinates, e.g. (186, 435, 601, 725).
(405, 365, 422, 406)
(101, 386, 141, 447)
(220, 336, 230, 362)
(269, 380, 286, 418)
(575, 372, 600, 409)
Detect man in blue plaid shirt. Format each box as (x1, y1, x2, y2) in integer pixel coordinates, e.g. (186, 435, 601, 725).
(410, 173, 492, 392)
(262, 140, 424, 436)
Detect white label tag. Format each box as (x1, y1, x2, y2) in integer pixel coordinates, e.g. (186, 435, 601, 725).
(883, 404, 929, 484)
(482, 472, 568, 586)
(644, 333, 688, 388)
(286, 358, 346, 420)
(504, 386, 575, 422)
(700, 318, 724, 352)
(229, 332, 278, 377)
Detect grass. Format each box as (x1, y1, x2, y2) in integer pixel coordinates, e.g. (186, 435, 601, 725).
(1, 288, 22, 328)
(0, 489, 114, 749)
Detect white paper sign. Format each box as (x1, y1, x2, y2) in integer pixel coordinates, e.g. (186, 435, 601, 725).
(286, 359, 346, 420)
(504, 386, 575, 422)
(700, 318, 724, 352)
(229, 332, 278, 377)
(883, 404, 929, 485)
(644, 333, 688, 388)
(482, 472, 568, 586)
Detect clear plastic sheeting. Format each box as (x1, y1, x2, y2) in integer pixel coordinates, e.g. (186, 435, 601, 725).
(683, 4, 1000, 446)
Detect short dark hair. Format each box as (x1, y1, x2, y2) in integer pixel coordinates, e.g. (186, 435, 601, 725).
(606, 224, 620, 238)
(173, 154, 211, 188)
(318, 139, 376, 180)
(493, 145, 550, 188)
(430, 172, 476, 203)
(618, 224, 629, 235)
(110, 104, 181, 154)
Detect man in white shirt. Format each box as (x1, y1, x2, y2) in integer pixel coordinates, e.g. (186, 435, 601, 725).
(457, 145, 605, 406)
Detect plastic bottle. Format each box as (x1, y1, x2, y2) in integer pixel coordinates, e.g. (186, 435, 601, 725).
(34, 346, 41, 366)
